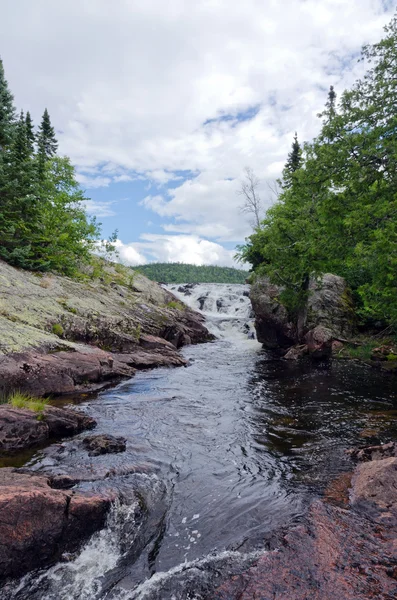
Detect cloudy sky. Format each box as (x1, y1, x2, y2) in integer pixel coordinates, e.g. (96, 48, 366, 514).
(0, 0, 395, 266)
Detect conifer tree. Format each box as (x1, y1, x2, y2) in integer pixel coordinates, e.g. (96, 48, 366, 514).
(37, 108, 58, 159)
(25, 111, 35, 155)
(282, 132, 302, 189)
(0, 57, 15, 149)
(13, 111, 30, 163)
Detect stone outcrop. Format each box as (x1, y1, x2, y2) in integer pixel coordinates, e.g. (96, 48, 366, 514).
(0, 405, 96, 455)
(82, 433, 126, 456)
(0, 259, 212, 396)
(0, 469, 116, 580)
(211, 446, 397, 599)
(250, 274, 354, 358)
(249, 278, 296, 349)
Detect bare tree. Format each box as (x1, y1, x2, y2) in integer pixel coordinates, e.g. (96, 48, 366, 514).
(238, 167, 262, 229)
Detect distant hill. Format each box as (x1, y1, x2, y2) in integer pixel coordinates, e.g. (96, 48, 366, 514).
(134, 263, 248, 284)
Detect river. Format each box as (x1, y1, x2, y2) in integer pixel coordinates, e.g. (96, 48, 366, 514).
(4, 284, 397, 599)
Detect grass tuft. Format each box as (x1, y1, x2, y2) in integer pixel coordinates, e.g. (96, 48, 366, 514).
(8, 391, 48, 413)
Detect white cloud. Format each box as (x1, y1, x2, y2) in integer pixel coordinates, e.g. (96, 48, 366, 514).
(0, 0, 394, 257)
(113, 240, 147, 266)
(83, 199, 117, 218)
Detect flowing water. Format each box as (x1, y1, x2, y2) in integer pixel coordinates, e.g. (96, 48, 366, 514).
(3, 284, 397, 599)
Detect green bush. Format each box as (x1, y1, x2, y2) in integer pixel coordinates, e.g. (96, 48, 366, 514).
(52, 323, 64, 337)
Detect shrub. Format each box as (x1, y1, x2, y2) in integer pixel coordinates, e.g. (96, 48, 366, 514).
(52, 323, 64, 337)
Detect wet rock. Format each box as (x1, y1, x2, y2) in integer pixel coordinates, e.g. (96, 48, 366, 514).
(0, 342, 194, 397)
(0, 405, 96, 455)
(82, 434, 126, 457)
(211, 447, 397, 600)
(161, 310, 214, 348)
(284, 344, 309, 360)
(348, 441, 397, 462)
(0, 468, 115, 581)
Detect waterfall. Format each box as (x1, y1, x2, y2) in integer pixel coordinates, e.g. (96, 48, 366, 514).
(166, 283, 256, 339)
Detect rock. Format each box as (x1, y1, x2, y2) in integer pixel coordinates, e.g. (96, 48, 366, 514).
(0, 405, 96, 455)
(351, 456, 397, 511)
(0, 469, 115, 580)
(0, 259, 212, 396)
(211, 448, 397, 600)
(250, 274, 355, 354)
(82, 434, 126, 456)
(249, 278, 297, 349)
(0, 343, 193, 397)
(304, 325, 333, 358)
(284, 344, 309, 360)
(348, 441, 397, 462)
(161, 310, 214, 348)
(307, 274, 355, 338)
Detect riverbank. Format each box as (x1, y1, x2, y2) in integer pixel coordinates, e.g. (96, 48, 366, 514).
(0, 258, 213, 398)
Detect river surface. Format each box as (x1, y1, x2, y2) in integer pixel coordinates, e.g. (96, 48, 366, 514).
(4, 284, 397, 599)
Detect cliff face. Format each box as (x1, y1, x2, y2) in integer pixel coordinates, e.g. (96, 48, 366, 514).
(250, 274, 355, 358)
(0, 260, 213, 396)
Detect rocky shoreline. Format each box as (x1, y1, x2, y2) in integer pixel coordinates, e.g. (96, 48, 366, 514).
(212, 443, 397, 599)
(0, 259, 214, 584)
(0, 258, 213, 398)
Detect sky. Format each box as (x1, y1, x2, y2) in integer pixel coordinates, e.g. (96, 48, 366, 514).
(0, 0, 395, 267)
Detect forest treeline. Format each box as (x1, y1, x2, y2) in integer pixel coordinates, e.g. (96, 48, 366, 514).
(238, 15, 397, 328)
(0, 59, 114, 276)
(136, 263, 248, 284)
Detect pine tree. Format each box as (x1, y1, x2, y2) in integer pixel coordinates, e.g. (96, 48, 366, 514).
(37, 108, 58, 159)
(282, 132, 302, 189)
(326, 85, 336, 117)
(0, 57, 15, 149)
(13, 111, 30, 163)
(25, 111, 35, 155)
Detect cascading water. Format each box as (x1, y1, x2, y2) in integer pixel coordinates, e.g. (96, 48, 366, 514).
(4, 284, 397, 599)
(166, 283, 256, 339)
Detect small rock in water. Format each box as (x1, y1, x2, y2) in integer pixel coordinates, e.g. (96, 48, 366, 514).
(82, 434, 127, 457)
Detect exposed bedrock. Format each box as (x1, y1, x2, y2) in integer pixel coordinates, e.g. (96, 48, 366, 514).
(250, 274, 355, 358)
(211, 445, 397, 600)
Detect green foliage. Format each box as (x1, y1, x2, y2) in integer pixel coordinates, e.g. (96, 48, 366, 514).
(0, 57, 15, 149)
(166, 300, 185, 311)
(0, 59, 113, 275)
(238, 15, 397, 329)
(137, 263, 248, 284)
(8, 391, 48, 413)
(282, 132, 302, 189)
(52, 323, 64, 337)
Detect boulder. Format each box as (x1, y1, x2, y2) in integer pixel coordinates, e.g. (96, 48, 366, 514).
(0, 469, 115, 580)
(250, 274, 354, 355)
(307, 274, 355, 338)
(0, 405, 96, 455)
(249, 278, 297, 349)
(82, 434, 126, 456)
(304, 325, 334, 358)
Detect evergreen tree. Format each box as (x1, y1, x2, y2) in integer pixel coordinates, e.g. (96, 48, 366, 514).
(13, 111, 30, 163)
(0, 57, 15, 149)
(282, 132, 302, 189)
(326, 85, 336, 116)
(37, 108, 58, 159)
(25, 111, 35, 155)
